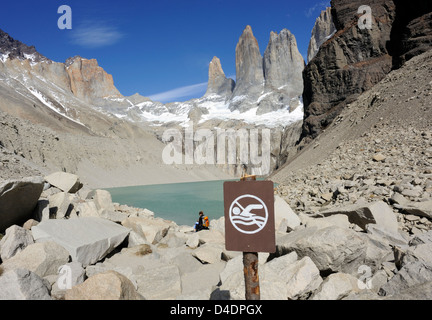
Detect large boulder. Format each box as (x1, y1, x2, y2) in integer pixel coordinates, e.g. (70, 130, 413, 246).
(302, 214, 351, 230)
(44, 172, 82, 193)
(264, 256, 323, 300)
(276, 226, 368, 275)
(274, 195, 301, 231)
(0, 268, 52, 300)
(401, 200, 432, 219)
(379, 243, 432, 296)
(86, 189, 115, 212)
(65, 270, 143, 300)
(192, 244, 223, 264)
(31, 217, 130, 267)
(179, 262, 226, 300)
(47, 192, 74, 219)
(134, 264, 182, 300)
(121, 216, 171, 245)
(0, 225, 34, 261)
(1, 241, 70, 277)
(379, 260, 432, 297)
(321, 200, 399, 233)
(216, 252, 322, 300)
(311, 272, 361, 300)
(0, 176, 44, 232)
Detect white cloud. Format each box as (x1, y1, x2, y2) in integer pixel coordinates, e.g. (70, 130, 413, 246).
(305, 1, 330, 18)
(70, 22, 123, 48)
(149, 82, 208, 103)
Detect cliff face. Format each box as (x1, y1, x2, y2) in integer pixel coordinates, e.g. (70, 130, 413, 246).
(222, 25, 304, 114)
(389, 0, 432, 68)
(204, 56, 235, 98)
(230, 25, 265, 111)
(259, 29, 305, 115)
(300, 0, 432, 145)
(307, 7, 336, 63)
(65, 56, 122, 103)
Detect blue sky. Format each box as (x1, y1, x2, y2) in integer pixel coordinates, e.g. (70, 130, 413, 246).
(0, 0, 330, 103)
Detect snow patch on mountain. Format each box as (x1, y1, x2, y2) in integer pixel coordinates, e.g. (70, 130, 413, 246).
(27, 86, 87, 127)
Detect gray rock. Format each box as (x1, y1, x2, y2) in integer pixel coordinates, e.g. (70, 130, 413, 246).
(204, 56, 235, 98)
(262, 256, 323, 300)
(44, 172, 82, 193)
(401, 200, 432, 219)
(383, 281, 432, 300)
(2, 241, 70, 277)
(0, 225, 34, 261)
(179, 262, 226, 300)
(274, 195, 301, 231)
(121, 216, 171, 245)
(0, 176, 44, 233)
(321, 200, 399, 233)
(186, 232, 200, 249)
(365, 224, 409, 248)
(400, 243, 432, 268)
(75, 200, 99, 218)
(65, 270, 143, 300)
(409, 230, 432, 246)
(134, 264, 181, 300)
(192, 243, 223, 264)
(311, 272, 360, 300)
(278, 226, 367, 275)
(379, 260, 432, 296)
(307, 7, 336, 63)
(86, 189, 115, 212)
(31, 217, 130, 267)
(302, 214, 351, 230)
(51, 261, 86, 299)
(0, 268, 52, 300)
(48, 192, 73, 219)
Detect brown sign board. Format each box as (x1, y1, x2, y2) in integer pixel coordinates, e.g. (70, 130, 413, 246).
(223, 180, 275, 253)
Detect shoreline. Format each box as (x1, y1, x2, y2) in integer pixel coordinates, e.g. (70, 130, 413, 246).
(76, 160, 237, 190)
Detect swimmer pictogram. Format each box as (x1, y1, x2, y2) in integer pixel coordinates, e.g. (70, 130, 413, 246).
(229, 194, 268, 234)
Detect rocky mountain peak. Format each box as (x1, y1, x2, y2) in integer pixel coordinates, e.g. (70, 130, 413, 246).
(234, 25, 263, 85)
(230, 25, 265, 111)
(263, 28, 304, 92)
(64, 55, 123, 103)
(204, 56, 235, 97)
(307, 7, 336, 63)
(257, 28, 305, 115)
(0, 29, 48, 63)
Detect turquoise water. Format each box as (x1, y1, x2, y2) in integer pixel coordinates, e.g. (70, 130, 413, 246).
(105, 180, 235, 227)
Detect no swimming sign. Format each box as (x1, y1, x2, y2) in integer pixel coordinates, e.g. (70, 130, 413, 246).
(223, 180, 275, 253)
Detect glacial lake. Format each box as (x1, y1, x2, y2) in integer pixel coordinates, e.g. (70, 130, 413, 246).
(105, 180, 235, 227)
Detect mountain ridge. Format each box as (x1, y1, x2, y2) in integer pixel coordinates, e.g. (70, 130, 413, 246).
(0, 24, 306, 185)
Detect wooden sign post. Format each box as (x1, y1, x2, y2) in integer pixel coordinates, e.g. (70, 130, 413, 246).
(223, 175, 275, 300)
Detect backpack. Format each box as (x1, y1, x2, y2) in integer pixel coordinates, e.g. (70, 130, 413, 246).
(203, 216, 209, 228)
